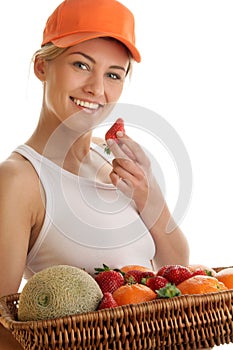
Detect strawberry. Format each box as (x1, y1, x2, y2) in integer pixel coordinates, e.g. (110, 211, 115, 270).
(94, 264, 124, 294)
(156, 283, 181, 298)
(163, 265, 192, 285)
(124, 270, 156, 284)
(98, 292, 118, 310)
(191, 268, 208, 277)
(156, 265, 174, 277)
(104, 118, 125, 154)
(187, 264, 216, 277)
(143, 275, 169, 291)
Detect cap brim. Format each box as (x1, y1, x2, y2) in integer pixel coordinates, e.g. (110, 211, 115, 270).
(48, 31, 141, 63)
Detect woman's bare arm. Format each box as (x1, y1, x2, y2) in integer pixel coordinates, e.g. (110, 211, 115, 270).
(0, 159, 33, 297)
(0, 156, 43, 349)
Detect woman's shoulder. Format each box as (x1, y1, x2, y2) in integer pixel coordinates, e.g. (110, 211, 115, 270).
(0, 152, 44, 228)
(0, 152, 39, 191)
(1, 152, 33, 175)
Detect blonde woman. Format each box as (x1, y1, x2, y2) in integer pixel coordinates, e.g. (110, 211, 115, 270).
(0, 0, 189, 348)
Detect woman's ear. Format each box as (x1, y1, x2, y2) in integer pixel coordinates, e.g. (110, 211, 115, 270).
(34, 56, 47, 81)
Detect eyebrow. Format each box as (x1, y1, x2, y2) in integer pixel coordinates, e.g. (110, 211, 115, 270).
(68, 51, 127, 72)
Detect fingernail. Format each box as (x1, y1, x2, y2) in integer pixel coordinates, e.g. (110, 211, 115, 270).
(106, 138, 114, 146)
(116, 131, 124, 137)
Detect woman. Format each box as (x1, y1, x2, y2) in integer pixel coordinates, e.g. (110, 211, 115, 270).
(0, 0, 189, 347)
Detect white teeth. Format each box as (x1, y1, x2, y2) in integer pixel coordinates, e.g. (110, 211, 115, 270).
(73, 98, 99, 110)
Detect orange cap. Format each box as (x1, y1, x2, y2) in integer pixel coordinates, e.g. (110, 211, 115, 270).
(42, 0, 141, 62)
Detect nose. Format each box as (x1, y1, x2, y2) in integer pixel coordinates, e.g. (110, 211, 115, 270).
(83, 72, 105, 97)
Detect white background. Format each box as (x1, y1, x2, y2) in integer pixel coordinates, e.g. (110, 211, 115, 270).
(1, 1, 233, 273)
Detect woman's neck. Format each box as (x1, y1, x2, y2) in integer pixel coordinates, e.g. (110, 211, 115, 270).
(26, 114, 93, 170)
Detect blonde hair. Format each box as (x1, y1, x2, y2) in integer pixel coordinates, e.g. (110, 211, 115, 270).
(33, 44, 68, 62)
(33, 41, 133, 77)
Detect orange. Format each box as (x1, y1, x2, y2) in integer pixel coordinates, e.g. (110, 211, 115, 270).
(177, 275, 228, 295)
(112, 283, 157, 306)
(120, 265, 153, 273)
(215, 267, 233, 289)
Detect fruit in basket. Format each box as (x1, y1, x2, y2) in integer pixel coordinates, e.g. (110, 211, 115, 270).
(162, 265, 192, 285)
(142, 275, 169, 291)
(94, 264, 124, 294)
(215, 267, 233, 289)
(156, 283, 181, 298)
(98, 292, 118, 310)
(124, 270, 156, 284)
(112, 283, 157, 306)
(187, 264, 216, 277)
(190, 268, 209, 277)
(120, 264, 154, 273)
(18, 265, 103, 321)
(156, 264, 174, 277)
(176, 275, 228, 295)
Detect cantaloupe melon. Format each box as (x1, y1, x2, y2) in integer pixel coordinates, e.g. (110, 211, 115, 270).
(18, 265, 103, 321)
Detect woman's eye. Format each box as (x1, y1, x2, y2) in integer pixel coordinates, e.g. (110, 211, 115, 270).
(107, 72, 122, 81)
(73, 62, 89, 70)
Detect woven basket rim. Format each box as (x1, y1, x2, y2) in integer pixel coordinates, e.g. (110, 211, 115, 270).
(1, 287, 233, 328)
(0, 265, 232, 328)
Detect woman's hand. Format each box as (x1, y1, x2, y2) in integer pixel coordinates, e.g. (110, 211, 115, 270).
(106, 131, 165, 229)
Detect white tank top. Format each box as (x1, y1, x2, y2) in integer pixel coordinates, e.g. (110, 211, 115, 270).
(15, 144, 156, 279)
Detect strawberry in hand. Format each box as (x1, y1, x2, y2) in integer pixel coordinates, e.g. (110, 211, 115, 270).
(104, 118, 125, 154)
(94, 264, 124, 294)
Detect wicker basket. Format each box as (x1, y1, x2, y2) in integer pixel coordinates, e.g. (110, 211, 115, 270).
(1, 267, 233, 350)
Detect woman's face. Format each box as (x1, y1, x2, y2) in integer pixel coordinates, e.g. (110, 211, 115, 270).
(37, 38, 130, 129)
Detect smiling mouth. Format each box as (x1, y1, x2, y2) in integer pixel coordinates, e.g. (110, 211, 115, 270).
(70, 97, 103, 111)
